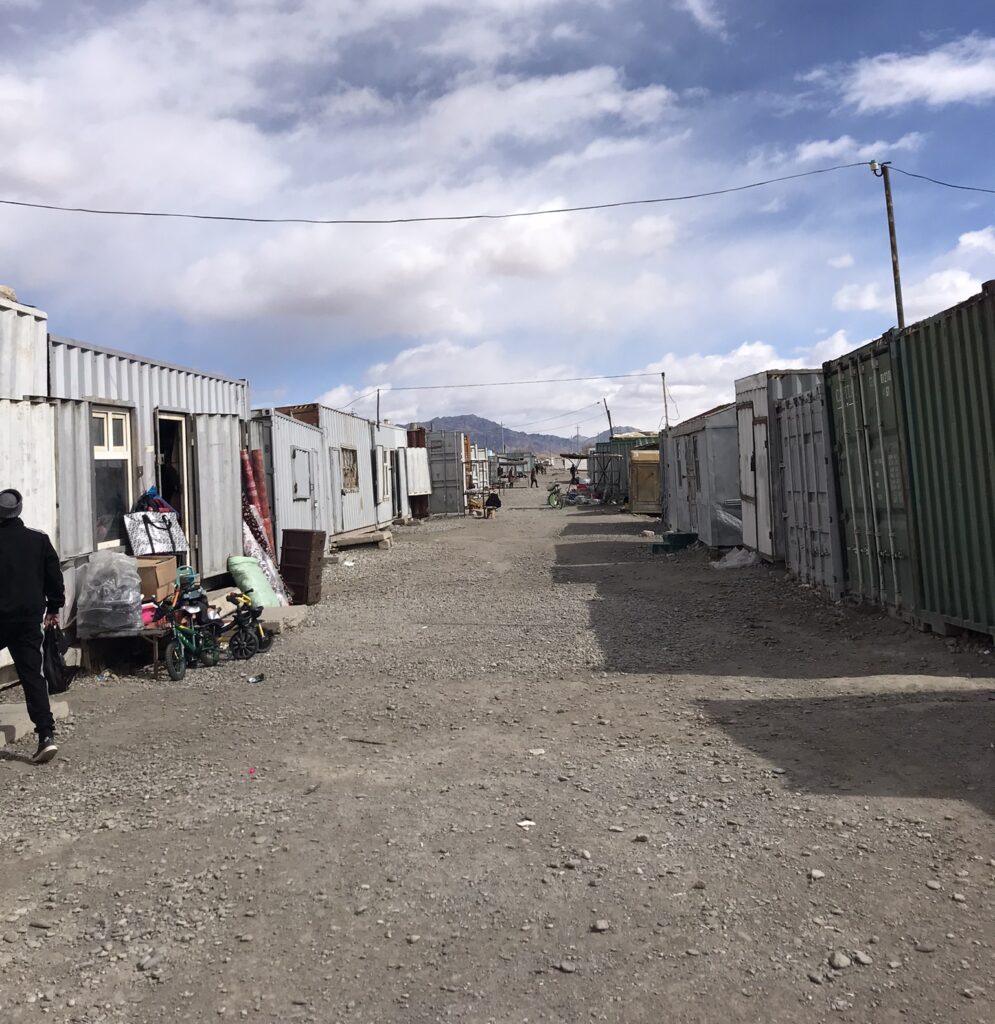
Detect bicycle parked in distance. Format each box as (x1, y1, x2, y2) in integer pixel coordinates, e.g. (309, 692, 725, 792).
(152, 597, 220, 681)
(546, 481, 580, 509)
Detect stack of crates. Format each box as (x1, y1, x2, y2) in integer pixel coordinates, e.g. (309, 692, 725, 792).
(279, 529, 326, 606)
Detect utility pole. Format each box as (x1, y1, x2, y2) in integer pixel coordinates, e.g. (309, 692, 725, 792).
(501, 421, 505, 453)
(660, 371, 669, 429)
(376, 388, 381, 426)
(575, 423, 580, 452)
(870, 161, 906, 329)
(603, 398, 615, 439)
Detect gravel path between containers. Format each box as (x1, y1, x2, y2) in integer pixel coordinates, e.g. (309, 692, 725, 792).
(1, 483, 993, 1024)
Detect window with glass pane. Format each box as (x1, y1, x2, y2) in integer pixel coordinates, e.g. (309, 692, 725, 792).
(111, 416, 125, 448)
(94, 461, 129, 544)
(91, 414, 106, 448)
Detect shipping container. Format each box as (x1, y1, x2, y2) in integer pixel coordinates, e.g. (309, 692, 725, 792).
(590, 434, 658, 502)
(250, 410, 329, 554)
(774, 386, 844, 598)
(824, 280, 995, 639)
(47, 334, 246, 578)
(278, 403, 378, 538)
(628, 448, 662, 514)
(825, 339, 917, 615)
(664, 404, 741, 549)
(735, 369, 821, 561)
(426, 430, 467, 514)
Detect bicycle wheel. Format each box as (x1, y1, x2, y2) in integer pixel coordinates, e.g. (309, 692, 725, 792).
(547, 491, 562, 509)
(164, 640, 186, 681)
(199, 635, 220, 667)
(229, 627, 259, 660)
(255, 626, 275, 652)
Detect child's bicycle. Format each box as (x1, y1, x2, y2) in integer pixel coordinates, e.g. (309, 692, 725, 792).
(546, 482, 579, 509)
(223, 591, 274, 657)
(152, 597, 220, 681)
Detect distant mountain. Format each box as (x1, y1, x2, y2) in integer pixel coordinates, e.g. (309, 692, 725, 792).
(411, 414, 651, 454)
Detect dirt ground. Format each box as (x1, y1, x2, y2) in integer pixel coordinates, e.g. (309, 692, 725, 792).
(1, 482, 993, 1024)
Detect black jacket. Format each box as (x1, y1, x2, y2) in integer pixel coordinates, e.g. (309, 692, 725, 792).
(0, 518, 65, 622)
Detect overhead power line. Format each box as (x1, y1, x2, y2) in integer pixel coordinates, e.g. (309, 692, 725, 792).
(0, 162, 868, 226)
(506, 400, 605, 431)
(889, 166, 995, 196)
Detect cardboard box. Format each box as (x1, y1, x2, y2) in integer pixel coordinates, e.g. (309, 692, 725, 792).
(137, 555, 177, 602)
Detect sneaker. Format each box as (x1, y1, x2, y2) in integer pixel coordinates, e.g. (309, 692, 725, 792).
(31, 735, 58, 765)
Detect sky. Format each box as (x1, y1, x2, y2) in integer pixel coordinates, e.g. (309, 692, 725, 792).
(1, 1, 994, 436)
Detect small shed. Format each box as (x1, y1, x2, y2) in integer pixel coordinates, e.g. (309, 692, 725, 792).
(664, 404, 741, 549)
(426, 429, 468, 514)
(734, 369, 821, 561)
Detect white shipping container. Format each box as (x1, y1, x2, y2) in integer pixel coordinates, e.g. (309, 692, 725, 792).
(735, 369, 821, 561)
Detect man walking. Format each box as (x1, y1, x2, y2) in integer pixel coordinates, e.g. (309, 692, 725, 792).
(0, 489, 64, 764)
(529, 468, 538, 488)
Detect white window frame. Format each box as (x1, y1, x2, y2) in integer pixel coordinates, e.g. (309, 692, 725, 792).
(341, 446, 360, 493)
(92, 408, 134, 549)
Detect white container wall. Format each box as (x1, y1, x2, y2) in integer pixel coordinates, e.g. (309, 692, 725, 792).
(313, 406, 378, 536)
(775, 387, 844, 598)
(405, 448, 432, 496)
(666, 404, 742, 549)
(0, 399, 57, 672)
(47, 335, 247, 578)
(0, 298, 48, 400)
(735, 369, 821, 561)
(250, 410, 329, 553)
(426, 430, 467, 514)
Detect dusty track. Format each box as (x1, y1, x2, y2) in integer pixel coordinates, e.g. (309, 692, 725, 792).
(1, 484, 992, 1023)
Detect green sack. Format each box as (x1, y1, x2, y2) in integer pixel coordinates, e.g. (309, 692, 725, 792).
(227, 555, 281, 608)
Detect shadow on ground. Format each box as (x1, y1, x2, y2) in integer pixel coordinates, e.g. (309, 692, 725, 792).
(558, 519, 659, 537)
(551, 530, 995, 681)
(700, 690, 995, 817)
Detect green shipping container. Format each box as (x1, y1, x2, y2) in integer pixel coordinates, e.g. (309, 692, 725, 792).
(825, 280, 995, 640)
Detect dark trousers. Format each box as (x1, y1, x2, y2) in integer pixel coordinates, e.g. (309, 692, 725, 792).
(0, 623, 54, 736)
(530, 479, 538, 487)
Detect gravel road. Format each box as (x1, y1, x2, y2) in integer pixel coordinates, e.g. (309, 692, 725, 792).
(1, 483, 993, 1023)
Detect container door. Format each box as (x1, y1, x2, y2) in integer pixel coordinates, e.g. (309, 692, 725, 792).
(192, 414, 242, 578)
(328, 446, 344, 536)
(291, 447, 316, 528)
(155, 411, 192, 531)
(737, 402, 758, 550)
(753, 416, 773, 559)
(687, 436, 699, 533)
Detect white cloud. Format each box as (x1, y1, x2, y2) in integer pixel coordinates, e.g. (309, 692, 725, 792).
(957, 226, 995, 256)
(905, 269, 981, 321)
(841, 35, 995, 111)
(833, 281, 887, 313)
(808, 329, 854, 363)
(795, 132, 923, 163)
(679, 0, 725, 35)
(731, 268, 780, 300)
(828, 253, 854, 269)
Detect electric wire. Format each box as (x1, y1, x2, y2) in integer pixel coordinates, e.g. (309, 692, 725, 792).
(889, 166, 995, 196)
(505, 400, 605, 431)
(0, 162, 868, 226)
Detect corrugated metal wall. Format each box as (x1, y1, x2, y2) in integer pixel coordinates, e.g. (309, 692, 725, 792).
(0, 399, 56, 671)
(405, 448, 432, 495)
(735, 370, 821, 561)
(775, 387, 843, 598)
(194, 415, 243, 576)
(667, 406, 741, 548)
(895, 283, 995, 637)
(427, 430, 467, 514)
(825, 343, 916, 613)
(373, 423, 409, 526)
(54, 401, 95, 558)
(0, 299, 48, 400)
(251, 411, 329, 552)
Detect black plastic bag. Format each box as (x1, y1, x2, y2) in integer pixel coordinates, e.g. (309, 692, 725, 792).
(44, 626, 78, 695)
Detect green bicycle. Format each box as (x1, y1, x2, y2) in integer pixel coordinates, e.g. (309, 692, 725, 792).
(152, 599, 220, 681)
